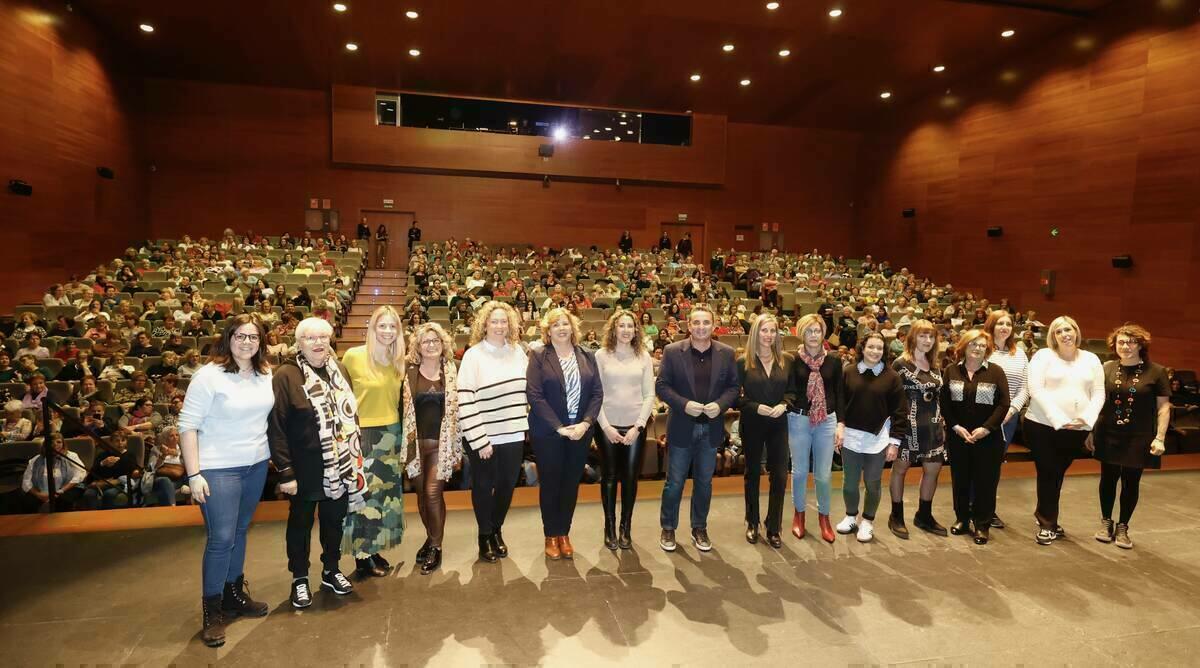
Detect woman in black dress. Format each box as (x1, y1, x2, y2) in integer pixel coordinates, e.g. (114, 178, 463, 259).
(1088, 323, 1170, 549)
(888, 319, 948, 539)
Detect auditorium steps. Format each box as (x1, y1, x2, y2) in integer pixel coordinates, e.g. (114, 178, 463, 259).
(341, 266, 409, 346)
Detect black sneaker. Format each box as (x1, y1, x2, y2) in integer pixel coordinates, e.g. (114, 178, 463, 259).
(291, 577, 313, 608)
(659, 529, 677, 552)
(691, 528, 712, 552)
(321, 570, 354, 596)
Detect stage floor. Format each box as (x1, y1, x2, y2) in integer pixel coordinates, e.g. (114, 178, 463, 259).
(3, 471, 1200, 667)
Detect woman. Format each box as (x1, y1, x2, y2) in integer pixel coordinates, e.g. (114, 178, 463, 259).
(179, 314, 274, 648)
(1088, 324, 1170, 549)
(1, 400, 32, 442)
(341, 306, 406, 578)
(457, 301, 530, 563)
(888, 320, 949, 539)
(983, 309, 1029, 529)
(940, 330, 1010, 545)
(784, 314, 845, 543)
(835, 333, 905, 543)
(594, 310, 655, 550)
(527, 307, 604, 559)
(374, 224, 389, 269)
(57, 349, 101, 382)
(1025, 315, 1105, 545)
(178, 349, 203, 378)
(641, 312, 659, 340)
(269, 317, 368, 607)
(402, 323, 462, 574)
(737, 313, 792, 548)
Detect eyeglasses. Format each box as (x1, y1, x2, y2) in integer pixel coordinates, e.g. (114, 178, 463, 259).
(420, 339, 442, 347)
(233, 333, 260, 343)
(966, 341, 989, 349)
(300, 335, 330, 344)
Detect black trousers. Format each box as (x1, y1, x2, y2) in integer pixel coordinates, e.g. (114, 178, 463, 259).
(286, 494, 349, 578)
(1024, 418, 1089, 527)
(465, 441, 524, 535)
(595, 425, 647, 527)
(947, 436, 1005, 526)
(532, 434, 590, 536)
(1099, 463, 1144, 524)
(741, 414, 789, 533)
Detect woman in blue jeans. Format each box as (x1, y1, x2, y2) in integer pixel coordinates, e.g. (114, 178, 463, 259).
(179, 314, 275, 648)
(784, 314, 846, 543)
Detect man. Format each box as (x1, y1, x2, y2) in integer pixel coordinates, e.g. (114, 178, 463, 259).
(655, 305, 740, 552)
(356, 220, 370, 241)
(408, 220, 422, 254)
(675, 232, 693, 259)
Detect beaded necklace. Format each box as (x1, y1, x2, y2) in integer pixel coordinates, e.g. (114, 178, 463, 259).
(1112, 361, 1144, 426)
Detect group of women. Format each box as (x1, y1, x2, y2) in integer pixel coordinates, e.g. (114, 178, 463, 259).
(176, 303, 1170, 650)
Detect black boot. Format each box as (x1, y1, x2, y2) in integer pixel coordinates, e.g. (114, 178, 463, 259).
(221, 575, 268, 618)
(416, 538, 433, 564)
(491, 529, 508, 558)
(618, 521, 633, 550)
(604, 520, 619, 551)
(356, 557, 387, 578)
(421, 547, 442, 574)
(201, 595, 226, 648)
(914, 499, 948, 537)
(889, 501, 909, 539)
(478, 534, 499, 563)
(601, 477, 618, 551)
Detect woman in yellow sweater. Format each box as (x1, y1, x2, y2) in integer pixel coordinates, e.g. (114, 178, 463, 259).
(341, 305, 406, 578)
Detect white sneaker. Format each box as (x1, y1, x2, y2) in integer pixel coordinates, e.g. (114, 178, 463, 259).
(857, 519, 875, 543)
(836, 515, 858, 534)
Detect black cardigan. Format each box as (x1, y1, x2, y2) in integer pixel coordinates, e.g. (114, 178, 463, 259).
(268, 360, 353, 499)
(784, 353, 846, 418)
(738, 353, 793, 423)
(940, 361, 1010, 444)
(841, 363, 906, 435)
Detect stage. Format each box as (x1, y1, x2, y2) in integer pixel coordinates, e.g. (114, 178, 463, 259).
(3, 470, 1200, 666)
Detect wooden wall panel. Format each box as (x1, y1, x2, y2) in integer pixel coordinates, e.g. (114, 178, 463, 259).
(856, 20, 1200, 370)
(0, 0, 145, 312)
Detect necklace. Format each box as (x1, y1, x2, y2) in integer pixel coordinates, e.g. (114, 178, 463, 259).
(1112, 362, 1144, 426)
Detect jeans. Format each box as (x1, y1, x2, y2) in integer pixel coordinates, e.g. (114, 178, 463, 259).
(841, 448, 887, 520)
(82, 485, 129, 510)
(787, 412, 837, 515)
(532, 434, 590, 536)
(198, 460, 268, 597)
(147, 477, 178, 507)
(660, 423, 717, 530)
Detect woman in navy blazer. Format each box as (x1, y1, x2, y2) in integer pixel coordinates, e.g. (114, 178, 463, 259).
(527, 307, 604, 559)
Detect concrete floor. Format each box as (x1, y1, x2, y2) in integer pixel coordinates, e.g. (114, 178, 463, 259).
(3, 471, 1200, 667)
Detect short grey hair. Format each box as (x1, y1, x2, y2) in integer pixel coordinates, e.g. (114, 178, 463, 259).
(295, 316, 334, 341)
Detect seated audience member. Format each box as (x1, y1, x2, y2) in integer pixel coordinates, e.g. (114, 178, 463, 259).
(77, 300, 107, 326)
(66, 376, 102, 409)
(57, 349, 101, 382)
(15, 333, 50, 360)
(141, 427, 186, 507)
(149, 314, 181, 339)
(14, 433, 87, 513)
(118, 313, 145, 342)
(0, 400, 32, 442)
(54, 339, 81, 362)
(48, 316, 81, 339)
(182, 313, 209, 337)
(177, 349, 203, 378)
(152, 372, 184, 404)
(21, 374, 48, 409)
(119, 397, 161, 442)
(161, 333, 190, 356)
(128, 332, 161, 359)
(0, 351, 18, 382)
(14, 312, 47, 339)
(114, 371, 154, 409)
(99, 350, 135, 382)
(145, 351, 181, 381)
(43, 284, 72, 307)
(81, 432, 140, 510)
(93, 332, 125, 358)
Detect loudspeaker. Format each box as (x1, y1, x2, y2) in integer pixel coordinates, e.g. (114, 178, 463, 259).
(1111, 255, 1133, 269)
(7, 179, 32, 196)
(96, 166, 115, 179)
(902, 208, 916, 218)
(538, 144, 554, 158)
(987, 226, 1003, 237)
(542, 175, 551, 188)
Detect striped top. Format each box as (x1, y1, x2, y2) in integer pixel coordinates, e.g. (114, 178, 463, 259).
(988, 348, 1030, 413)
(457, 339, 529, 450)
(560, 353, 581, 420)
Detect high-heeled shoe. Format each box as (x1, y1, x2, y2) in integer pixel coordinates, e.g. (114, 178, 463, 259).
(818, 514, 835, 543)
(420, 547, 442, 574)
(746, 523, 760, 545)
(791, 510, 806, 540)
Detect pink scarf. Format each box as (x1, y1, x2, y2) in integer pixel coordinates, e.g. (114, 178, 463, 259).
(798, 350, 828, 426)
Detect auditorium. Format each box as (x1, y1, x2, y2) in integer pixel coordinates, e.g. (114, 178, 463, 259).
(3, 0, 1200, 665)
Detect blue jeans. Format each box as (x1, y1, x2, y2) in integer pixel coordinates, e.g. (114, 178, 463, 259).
(660, 423, 717, 530)
(198, 460, 267, 597)
(788, 412, 837, 515)
(146, 477, 178, 507)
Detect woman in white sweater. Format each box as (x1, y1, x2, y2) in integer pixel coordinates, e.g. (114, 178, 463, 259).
(983, 309, 1029, 529)
(594, 310, 656, 550)
(457, 301, 529, 563)
(1024, 315, 1104, 546)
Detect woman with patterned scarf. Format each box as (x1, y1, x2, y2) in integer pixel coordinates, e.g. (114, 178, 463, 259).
(269, 317, 368, 609)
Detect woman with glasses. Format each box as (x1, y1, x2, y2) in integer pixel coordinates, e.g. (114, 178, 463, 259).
(341, 306, 406, 578)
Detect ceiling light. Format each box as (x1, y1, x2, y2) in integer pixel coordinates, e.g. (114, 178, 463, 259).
(740, 78, 751, 86)
(593, 128, 600, 132)
(722, 43, 735, 52)
(829, 8, 843, 17)
(933, 65, 946, 72)
(614, 137, 622, 142)
(880, 91, 892, 99)
(583, 135, 591, 140)
(508, 120, 517, 126)
(627, 130, 633, 135)
(552, 127, 568, 141)
(139, 23, 154, 33)
(1001, 29, 1015, 38)
(636, 113, 642, 117)
(690, 73, 702, 82)
(408, 48, 420, 56)
(605, 127, 612, 131)
(778, 49, 791, 57)
(766, 2, 780, 9)
(345, 42, 358, 51)
(405, 10, 419, 19)
(619, 121, 627, 125)
(333, 3, 347, 12)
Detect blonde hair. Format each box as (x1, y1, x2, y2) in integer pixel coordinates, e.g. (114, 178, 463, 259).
(795, 313, 827, 341)
(601, 309, 645, 354)
(539, 307, 582, 345)
(901, 319, 940, 367)
(365, 305, 406, 377)
(469, 301, 521, 346)
(407, 322, 454, 364)
(1046, 315, 1082, 353)
(743, 313, 782, 364)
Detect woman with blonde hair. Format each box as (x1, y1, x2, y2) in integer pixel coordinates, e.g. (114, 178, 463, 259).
(887, 319, 949, 539)
(737, 313, 792, 548)
(402, 322, 463, 573)
(458, 300, 530, 562)
(340, 305, 406, 577)
(1025, 315, 1104, 545)
(594, 309, 655, 550)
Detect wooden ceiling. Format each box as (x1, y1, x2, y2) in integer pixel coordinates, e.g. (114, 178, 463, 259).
(76, 0, 1128, 129)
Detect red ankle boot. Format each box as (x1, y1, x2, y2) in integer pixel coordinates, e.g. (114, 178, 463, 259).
(818, 514, 835, 543)
(791, 510, 806, 540)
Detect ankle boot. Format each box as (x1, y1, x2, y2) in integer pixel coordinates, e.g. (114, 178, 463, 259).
(420, 547, 442, 574)
(618, 521, 633, 550)
(221, 575, 268, 618)
(791, 510, 806, 540)
(201, 595, 226, 648)
(416, 538, 433, 564)
(491, 529, 508, 558)
(604, 519, 618, 551)
(818, 513, 835, 543)
(478, 534, 499, 563)
(914, 499, 948, 537)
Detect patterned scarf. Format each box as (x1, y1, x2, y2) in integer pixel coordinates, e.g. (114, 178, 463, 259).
(296, 354, 369, 512)
(798, 350, 828, 426)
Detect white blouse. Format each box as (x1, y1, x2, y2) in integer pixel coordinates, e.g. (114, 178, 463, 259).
(1025, 348, 1105, 430)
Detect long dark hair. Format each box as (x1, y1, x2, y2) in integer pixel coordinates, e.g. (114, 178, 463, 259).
(209, 314, 270, 375)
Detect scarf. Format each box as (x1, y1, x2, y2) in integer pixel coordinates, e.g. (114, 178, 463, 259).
(799, 350, 828, 426)
(296, 355, 369, 511)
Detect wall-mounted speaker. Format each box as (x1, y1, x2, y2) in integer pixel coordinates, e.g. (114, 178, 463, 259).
(987, 226, 1003, 237)
(96, 166, 115, 179)
(538, 144, 554, 158)
(542, 175, 551, 188)
(7, 180, 32, 196)
(1111, 255, 1133, 269)
(902, 208, 916, 218)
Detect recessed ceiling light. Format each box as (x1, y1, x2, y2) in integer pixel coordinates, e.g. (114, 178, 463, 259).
(1002, 29, 1015, 38)
(552, 127, 568, 141)
(333, 3, 347, 12)
(405, 10, 419, 19)
(139, 23, 154, 33)
(880, 91, 892, 99)
(619, 121, 627, 125)
(615, 137, 622, 142)
(829, 8, 843, 17)
(508, 120, 517, 126)
(627, 130, 633, 135)
(722, 43, 735, 52)
(605, 127, 612, 131)
(690, 73, 702, 82)
(636, 113, 642, 117)
(583, 135, 591, 140)
(345, 42, 359, 51)
(933, 65, 946, 72)
(766, 2, 780, 9)
(593, 128, 600, 132)
(408, 48, 420, 56)
(778, 49, 791, 57)
(740, 78, 751, 86)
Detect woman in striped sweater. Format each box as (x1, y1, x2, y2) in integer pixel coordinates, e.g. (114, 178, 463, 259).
(983, 310, 1029, 529)
(457, 301, 530, 563)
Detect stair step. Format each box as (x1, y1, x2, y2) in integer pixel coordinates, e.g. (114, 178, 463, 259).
(360, 277, 407, 287)
(365, 270, 409, 279)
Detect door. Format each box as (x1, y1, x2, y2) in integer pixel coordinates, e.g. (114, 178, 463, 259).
(362, 211, 415, 271)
